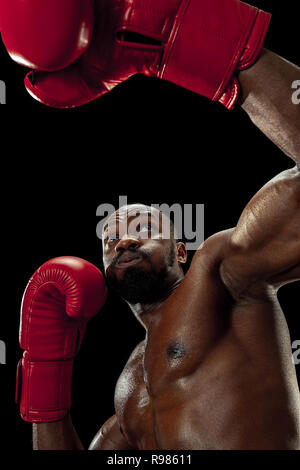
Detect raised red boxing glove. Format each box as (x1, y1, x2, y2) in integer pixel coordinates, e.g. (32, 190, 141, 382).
(16, 256, 107, 423)
(0, 0, 94, 71)
(3, 0, 271, 109)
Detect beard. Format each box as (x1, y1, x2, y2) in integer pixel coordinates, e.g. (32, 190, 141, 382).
(106, 244, 176, 304)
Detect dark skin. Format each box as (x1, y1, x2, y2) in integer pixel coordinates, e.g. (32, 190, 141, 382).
(33, 48, 300, 450)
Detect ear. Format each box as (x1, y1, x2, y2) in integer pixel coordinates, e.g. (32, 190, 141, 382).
(176, 242, 187, 264)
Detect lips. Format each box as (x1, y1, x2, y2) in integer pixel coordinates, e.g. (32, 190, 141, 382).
(115, 253, 143, 269)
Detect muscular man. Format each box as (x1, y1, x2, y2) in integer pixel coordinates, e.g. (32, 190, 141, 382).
(29, 47, 300, 450)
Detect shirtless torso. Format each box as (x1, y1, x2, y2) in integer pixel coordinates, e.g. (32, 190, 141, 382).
(114, 230, 299, 450)
(90, 164, 300, 450)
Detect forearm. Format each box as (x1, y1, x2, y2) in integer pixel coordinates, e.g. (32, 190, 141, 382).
(32, 413, 84, 450)
(239, 48, 300, 164)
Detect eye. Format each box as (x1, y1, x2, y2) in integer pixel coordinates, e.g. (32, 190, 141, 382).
(105, 235, 119, 245)
(139, 223, 152, 232)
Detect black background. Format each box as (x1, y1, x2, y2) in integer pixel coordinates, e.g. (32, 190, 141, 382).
(0, 0, 299, 459)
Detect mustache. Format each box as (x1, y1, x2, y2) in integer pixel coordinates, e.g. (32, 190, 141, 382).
(110, 246, 149, 267)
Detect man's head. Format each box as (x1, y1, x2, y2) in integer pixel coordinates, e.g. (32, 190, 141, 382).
(102, 204, 187, 305)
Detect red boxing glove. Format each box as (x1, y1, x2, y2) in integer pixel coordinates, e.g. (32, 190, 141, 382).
(2, 0, 271, 109)
(16, 256, 107, 423)
(0, 0, 94, 71)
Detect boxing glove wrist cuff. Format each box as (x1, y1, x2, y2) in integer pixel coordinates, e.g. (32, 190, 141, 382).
(158, 0, 271, 110)
(16, 352, 73, 423)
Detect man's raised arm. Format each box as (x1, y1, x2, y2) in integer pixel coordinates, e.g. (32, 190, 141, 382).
(220, 167, 300, 298)
(217, 49, 300, 298)
(239, 48, 300, 162)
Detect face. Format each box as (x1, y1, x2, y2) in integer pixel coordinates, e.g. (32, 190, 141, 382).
(102, 204, 186, 304)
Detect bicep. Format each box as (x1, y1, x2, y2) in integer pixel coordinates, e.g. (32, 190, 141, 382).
(88, 415, 134, 450)
(221, 167, 300, 295)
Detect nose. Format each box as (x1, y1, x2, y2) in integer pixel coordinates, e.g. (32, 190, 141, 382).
(115, 235, 141, 253)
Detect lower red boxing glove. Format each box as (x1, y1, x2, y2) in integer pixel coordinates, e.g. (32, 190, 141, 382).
(22, 0, 271, 109)
(16, 256, 107, 423)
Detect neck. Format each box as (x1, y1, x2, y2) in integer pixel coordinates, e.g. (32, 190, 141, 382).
(126, 275, 183, 329)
